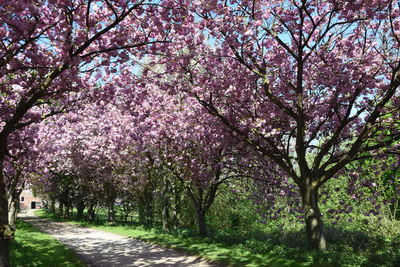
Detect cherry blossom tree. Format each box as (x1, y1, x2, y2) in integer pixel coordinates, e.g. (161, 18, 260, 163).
(0, 0, 179, 264)
(153, 0, 400, 250)
(157, 99, 239, 237)
(115, 77, 243, 236)
(34, 100, 139, 220)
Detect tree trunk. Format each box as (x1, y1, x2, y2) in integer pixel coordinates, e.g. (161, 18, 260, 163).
(64, 204, 70, 218)
(161, 177, 171, 232)
(188, 189, 208, 237)
(301, 185, 327, 251)
(7, 196, 18, 231)
(138, 190, 153, 226)
(171, 186, 181, 230)
(50, 197, 56, 213)
(193, 183, 220, 238)
(87, 202, 96, 223)
(124, 208, 128, 223)
(58, 202, 64, 217)
(144, 198, 153, 225)
(197, 209, 208, 237)
(121, 202, 131, 223)
(76, 201, 85, 221)
(107, 201, 115, 224)
(0, 170, 11, 267)
(186, 184, 219, 238)
(6, 178, 23, 232)
(138, 196, 145, 225)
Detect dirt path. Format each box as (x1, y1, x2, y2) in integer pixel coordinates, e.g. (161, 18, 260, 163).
(18, 211, 221, 267)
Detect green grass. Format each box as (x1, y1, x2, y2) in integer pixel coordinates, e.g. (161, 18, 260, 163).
(35, 209, 400, 267)
(10, 219, 86, 267)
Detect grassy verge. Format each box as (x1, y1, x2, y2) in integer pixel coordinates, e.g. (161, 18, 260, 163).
(35, 209, 400, 267)
(11, 219, 86, 267)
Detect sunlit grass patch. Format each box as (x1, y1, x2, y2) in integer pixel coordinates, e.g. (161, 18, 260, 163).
(11, 219, 86, 267)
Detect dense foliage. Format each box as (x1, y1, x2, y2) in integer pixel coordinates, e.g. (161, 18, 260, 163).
(1, 0, 400, 266)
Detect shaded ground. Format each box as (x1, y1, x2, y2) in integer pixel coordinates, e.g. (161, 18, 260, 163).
(18, 211, 221, 267)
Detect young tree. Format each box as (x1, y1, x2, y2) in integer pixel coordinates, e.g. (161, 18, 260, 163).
(154, 0, 400, 250)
